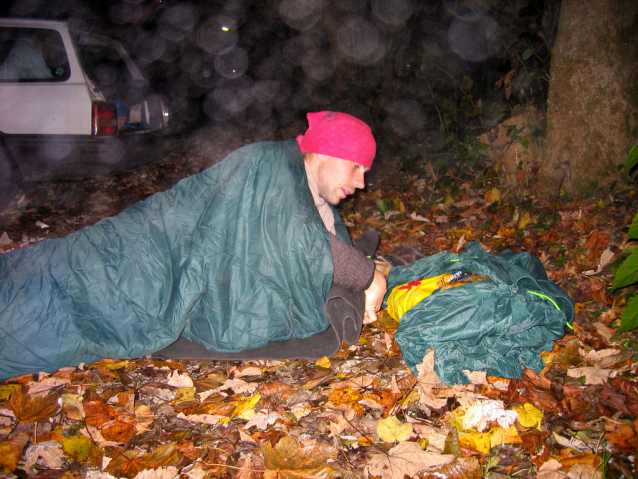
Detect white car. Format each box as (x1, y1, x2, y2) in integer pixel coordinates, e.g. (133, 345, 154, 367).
(0, 18, 173, 198)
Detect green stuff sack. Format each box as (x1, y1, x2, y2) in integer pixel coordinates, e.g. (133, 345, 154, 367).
(383, 242, 573, 386)
(386, 271, 491, 321)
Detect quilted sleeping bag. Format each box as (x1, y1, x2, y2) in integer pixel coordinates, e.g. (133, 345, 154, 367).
(384, 242, 574, 386)
(0, 139, 342, 380)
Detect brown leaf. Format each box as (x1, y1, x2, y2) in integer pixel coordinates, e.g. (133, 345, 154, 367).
(9, 386, 60, 423)
(583, 230, 609, 256)
(522, 368, 552, 391)
(259, 382, 296, 397)
(0, 424, 32, 474)
(423, 456, 482, 479)
(262, 435, 339, 479)
(235, 454, 262, 479)
(83, 400, 111, 427)
(366, 441, 456, 479)
(105, 443, 182, 478)
(515, 380, 563, 414)
(604, 421, 636, 454)
(600, 385, 631, 417)
(101, 418, 138, 443)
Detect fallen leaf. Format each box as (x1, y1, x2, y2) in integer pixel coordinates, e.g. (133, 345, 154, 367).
(26, 377, 70, 396)
(176, 413, 224, 425)
(537, 459, 568, 478)
(9, 387, 60, 423)
(83, 400, 111, 428)
(604, 421, 637, 454)
(518, 211, 533, 229)
(262, 435, 339, 479)
(244, 411, 283, 430)
(233, 367, 263, 378)
(0, 425, 32, 474)
(0, 384, 21, 400)
(489, 425, 522, 448)
(464, 370, 488, 385)
(23, 441, 64, 473)
(166, 370, 194, 388)
(134, 466, 180, 479)
(566, 367, 611, 385)
(459, 431, 492, 454)
(315, 356, 331, 368)
(583, 348, 620, 362)
(105, 443, 182, 478)
(101, 418, 138, 443)
(512, 403, 544, 429)
(173, 387, 196, 404)
(484, 188, 501, 204)
(377, 416, 413, 443)
(366, 441, 455, 479)
(135, 404, 155, 433)
(217, 379, 259, 395)
(415, 350, 448, 409)
(410, 212, 430, 222)
(63, 435, 103, 466)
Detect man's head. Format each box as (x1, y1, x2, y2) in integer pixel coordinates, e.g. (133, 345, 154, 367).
(297, 111, 376, 205)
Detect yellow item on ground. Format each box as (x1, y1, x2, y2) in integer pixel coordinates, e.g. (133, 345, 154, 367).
(386, 271, 491, 321)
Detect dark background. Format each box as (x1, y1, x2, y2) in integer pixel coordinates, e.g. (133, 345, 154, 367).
(0, 0, 559, 174)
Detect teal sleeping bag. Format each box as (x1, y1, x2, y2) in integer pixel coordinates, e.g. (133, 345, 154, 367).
(0, 139, 341, 380)
(384, 242, 573, 386)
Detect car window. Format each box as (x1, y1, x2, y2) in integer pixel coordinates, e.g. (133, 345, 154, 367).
(78, 42, 147, 106)
(0, 27, 70, 82)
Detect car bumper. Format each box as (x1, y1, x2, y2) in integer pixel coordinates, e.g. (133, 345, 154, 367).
(3, 132, 177, 181)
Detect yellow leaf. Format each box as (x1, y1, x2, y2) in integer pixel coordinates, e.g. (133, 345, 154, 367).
(459, 431, 492, 454)
(89, 360, 129, 370)
(221, 394, 261, 424)
(63, 435, 92, 462)
(513, 403, 544, 429)
(238, 408, 257, 420)
(444, 195, 455, 208)
(377, 416, 413, 443)
(484, 188, 501, 204)
(0, 384, 20, 401)
(489, 426, 521, 448)
(597, 199, 605, 209)
(497, 227, 517, 238)
(517, 212, 533, 229)
(315, 356, 331, 368)
(173, 387, 196, 403)
(448, 416, 464, 432)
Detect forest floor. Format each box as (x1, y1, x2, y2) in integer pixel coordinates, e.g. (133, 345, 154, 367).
(0, 122, 637, 479)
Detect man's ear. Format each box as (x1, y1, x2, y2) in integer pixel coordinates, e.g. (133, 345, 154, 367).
(304, 152, 323, 166)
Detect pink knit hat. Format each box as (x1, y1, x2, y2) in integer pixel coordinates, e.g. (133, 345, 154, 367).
(296, 111, 376, 168)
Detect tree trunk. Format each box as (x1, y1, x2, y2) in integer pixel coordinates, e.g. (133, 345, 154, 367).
(540, 0, 638, 195)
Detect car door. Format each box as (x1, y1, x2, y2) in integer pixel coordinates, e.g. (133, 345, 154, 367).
(0, 20, 98, 136)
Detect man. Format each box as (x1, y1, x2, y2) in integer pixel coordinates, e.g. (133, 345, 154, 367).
(0, 33, 54, 80)
(297, 111, 387, 323)
(0, 111, 385, 380)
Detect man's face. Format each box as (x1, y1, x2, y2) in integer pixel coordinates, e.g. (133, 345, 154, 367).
(314, 154, 368, 205)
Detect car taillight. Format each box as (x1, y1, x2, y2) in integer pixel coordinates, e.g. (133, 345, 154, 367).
(92, 102, 118, 136)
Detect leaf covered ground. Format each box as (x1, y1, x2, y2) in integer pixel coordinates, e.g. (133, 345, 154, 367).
(1, 126, 637, 479)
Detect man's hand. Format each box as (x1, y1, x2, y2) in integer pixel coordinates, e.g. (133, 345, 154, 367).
(363, 270, 387, 324)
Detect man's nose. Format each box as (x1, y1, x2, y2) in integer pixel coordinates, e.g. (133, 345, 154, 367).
(353, 170, 365, 189)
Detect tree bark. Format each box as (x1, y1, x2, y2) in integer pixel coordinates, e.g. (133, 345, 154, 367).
(540, 0, 638, 195)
